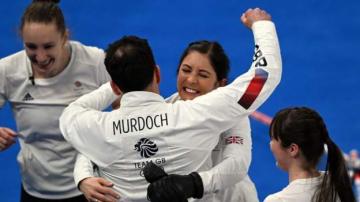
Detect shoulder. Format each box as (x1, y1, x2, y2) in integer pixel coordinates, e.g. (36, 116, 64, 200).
(70, 41, 105, 60)
(1, 50, 27, 67)
(165, 92, 180, 103)
(69, 41, 106, 70)
(0, 50, 28, 75)
(264, 193, 283, 202)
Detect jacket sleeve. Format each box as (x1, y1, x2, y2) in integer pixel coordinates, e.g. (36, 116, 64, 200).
(174, 20, 282, 138)
(0, 60, 6, 108)
(59, 82, 119, 167)
(194, 20, 281, 193)
(74, 153, 97, 188)
(198, 117, 252, 193)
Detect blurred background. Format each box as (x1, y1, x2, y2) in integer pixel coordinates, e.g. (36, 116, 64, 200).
(1, 0, 359, 201)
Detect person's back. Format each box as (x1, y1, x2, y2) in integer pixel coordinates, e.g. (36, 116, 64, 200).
(60, 9, 282, 201)
(264, 107, 355, 202)
(264, 173, 337, 202)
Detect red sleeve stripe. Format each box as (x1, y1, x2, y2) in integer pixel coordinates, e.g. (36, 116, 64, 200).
(238, 68, 269, 109)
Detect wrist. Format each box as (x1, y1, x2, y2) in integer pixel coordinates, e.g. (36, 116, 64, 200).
(189, 172, 204, 199)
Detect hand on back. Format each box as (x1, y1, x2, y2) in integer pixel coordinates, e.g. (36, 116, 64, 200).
(79, 177, 120, 202)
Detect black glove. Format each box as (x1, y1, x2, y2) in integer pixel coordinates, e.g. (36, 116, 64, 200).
(143, 162, 204, 202)
(143, 161, 168, 183)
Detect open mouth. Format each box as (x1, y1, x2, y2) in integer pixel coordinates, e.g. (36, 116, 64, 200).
(183, 87, 199, 94)
(34, 59, 54, 70)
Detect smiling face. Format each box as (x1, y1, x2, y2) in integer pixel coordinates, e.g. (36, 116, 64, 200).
(22, 22, 69, 78)
(177, 51, 221, 100)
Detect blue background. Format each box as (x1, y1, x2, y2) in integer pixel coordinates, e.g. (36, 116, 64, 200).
(1, 0, 359, 201)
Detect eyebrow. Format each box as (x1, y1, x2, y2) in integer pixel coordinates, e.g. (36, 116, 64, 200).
(24, 42, 55, 47)
(181, 63, 213, 75)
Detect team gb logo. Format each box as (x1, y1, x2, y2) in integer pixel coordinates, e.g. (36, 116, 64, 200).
(134, 138, 158, 158)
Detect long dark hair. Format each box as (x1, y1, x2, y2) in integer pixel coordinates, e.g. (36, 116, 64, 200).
(270, 107, 355, 202)
(177, 40, 230, 81)
(20, 0, 66, 36)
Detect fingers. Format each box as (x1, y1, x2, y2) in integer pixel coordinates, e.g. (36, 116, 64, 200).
(0, 127, 17, 151)
(143, 162, 168, 183)
(80, 177, 120, 202)
(98, 178, 114, 187)
(97, 179, 120, 200)
(241, 8, 272, 28)
(147, 177, 187, 202)
(90, 190, 119, 202)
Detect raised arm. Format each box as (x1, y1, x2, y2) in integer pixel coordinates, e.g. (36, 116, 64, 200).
(146, 8, 280, 202)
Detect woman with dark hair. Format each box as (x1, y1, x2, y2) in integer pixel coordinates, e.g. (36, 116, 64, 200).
(0, 0, 113, 201)
(73, 8, 275, 202)
(265, 107, 355, 202)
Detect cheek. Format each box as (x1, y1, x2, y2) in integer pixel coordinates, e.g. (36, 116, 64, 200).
(24, 48, 35, 57)
(176, 75, 185, 89)
(198, 80, 217, 94)
(52, 47, 62, 57)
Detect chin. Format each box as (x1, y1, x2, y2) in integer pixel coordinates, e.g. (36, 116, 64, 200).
(181, 94, 196, 101)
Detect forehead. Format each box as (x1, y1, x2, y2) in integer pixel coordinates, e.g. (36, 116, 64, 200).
(181, 51, 215, 72)
(22, 22, 62, 43)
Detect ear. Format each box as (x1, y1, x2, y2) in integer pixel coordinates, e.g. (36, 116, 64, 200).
(218, 78, 227, 87)
(62, 29, 70, 45)
(154, 65, 161, 84)
(288, 143, 300, 158)
(214, 78, 227, 88)
(110, 80, 122, 95)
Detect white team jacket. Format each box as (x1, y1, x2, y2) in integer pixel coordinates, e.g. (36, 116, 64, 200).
(167, 93, 259, 202)
(0, 41, 110, 199)
(60, 20, 281, 202)
(73, 93, 259, 201)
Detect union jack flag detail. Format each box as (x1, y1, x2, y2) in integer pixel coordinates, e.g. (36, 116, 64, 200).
(225, 136, 243, 145)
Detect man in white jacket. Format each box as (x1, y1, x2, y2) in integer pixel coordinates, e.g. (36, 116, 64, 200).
(60, 8, 281, 202)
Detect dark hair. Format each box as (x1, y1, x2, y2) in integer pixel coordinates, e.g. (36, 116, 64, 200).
(20, 0, 66, 36)
(177, 40, 230, 81)
(104, 36, 156, 93)
(270, 107, 355, 202)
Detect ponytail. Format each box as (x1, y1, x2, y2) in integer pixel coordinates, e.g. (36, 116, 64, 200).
(314, 138, 355, 202)
(271, 107, 355, 202)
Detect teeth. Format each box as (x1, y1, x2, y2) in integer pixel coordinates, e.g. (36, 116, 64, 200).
(38, 60, 52, 67)
(184, 87, 198, 93)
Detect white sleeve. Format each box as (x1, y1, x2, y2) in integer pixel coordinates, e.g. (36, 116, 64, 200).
(178, 20, 282, 132)
(198, 117, 252, 193)
(96, 50, 111, 85)
(74, 153, 97, 188)
(263, 194, 283, 202)
(0, 61, 6, 108)
(59, 82, 119, 167)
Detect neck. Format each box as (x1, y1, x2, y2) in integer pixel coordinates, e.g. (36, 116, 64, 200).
(288, 164, 320, 182)
(144, 80, 160, 94)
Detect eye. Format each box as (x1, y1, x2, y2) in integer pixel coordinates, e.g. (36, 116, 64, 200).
(199, 73, 210, 78)
(199, 70, 211, 79)
(180, 65, 192, 73)
(25, 43, 37, 50)
(44, 44, 54, 50)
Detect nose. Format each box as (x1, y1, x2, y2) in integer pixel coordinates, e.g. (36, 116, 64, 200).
(35, 48, 48, 63)
(187, 73, 198, 84)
